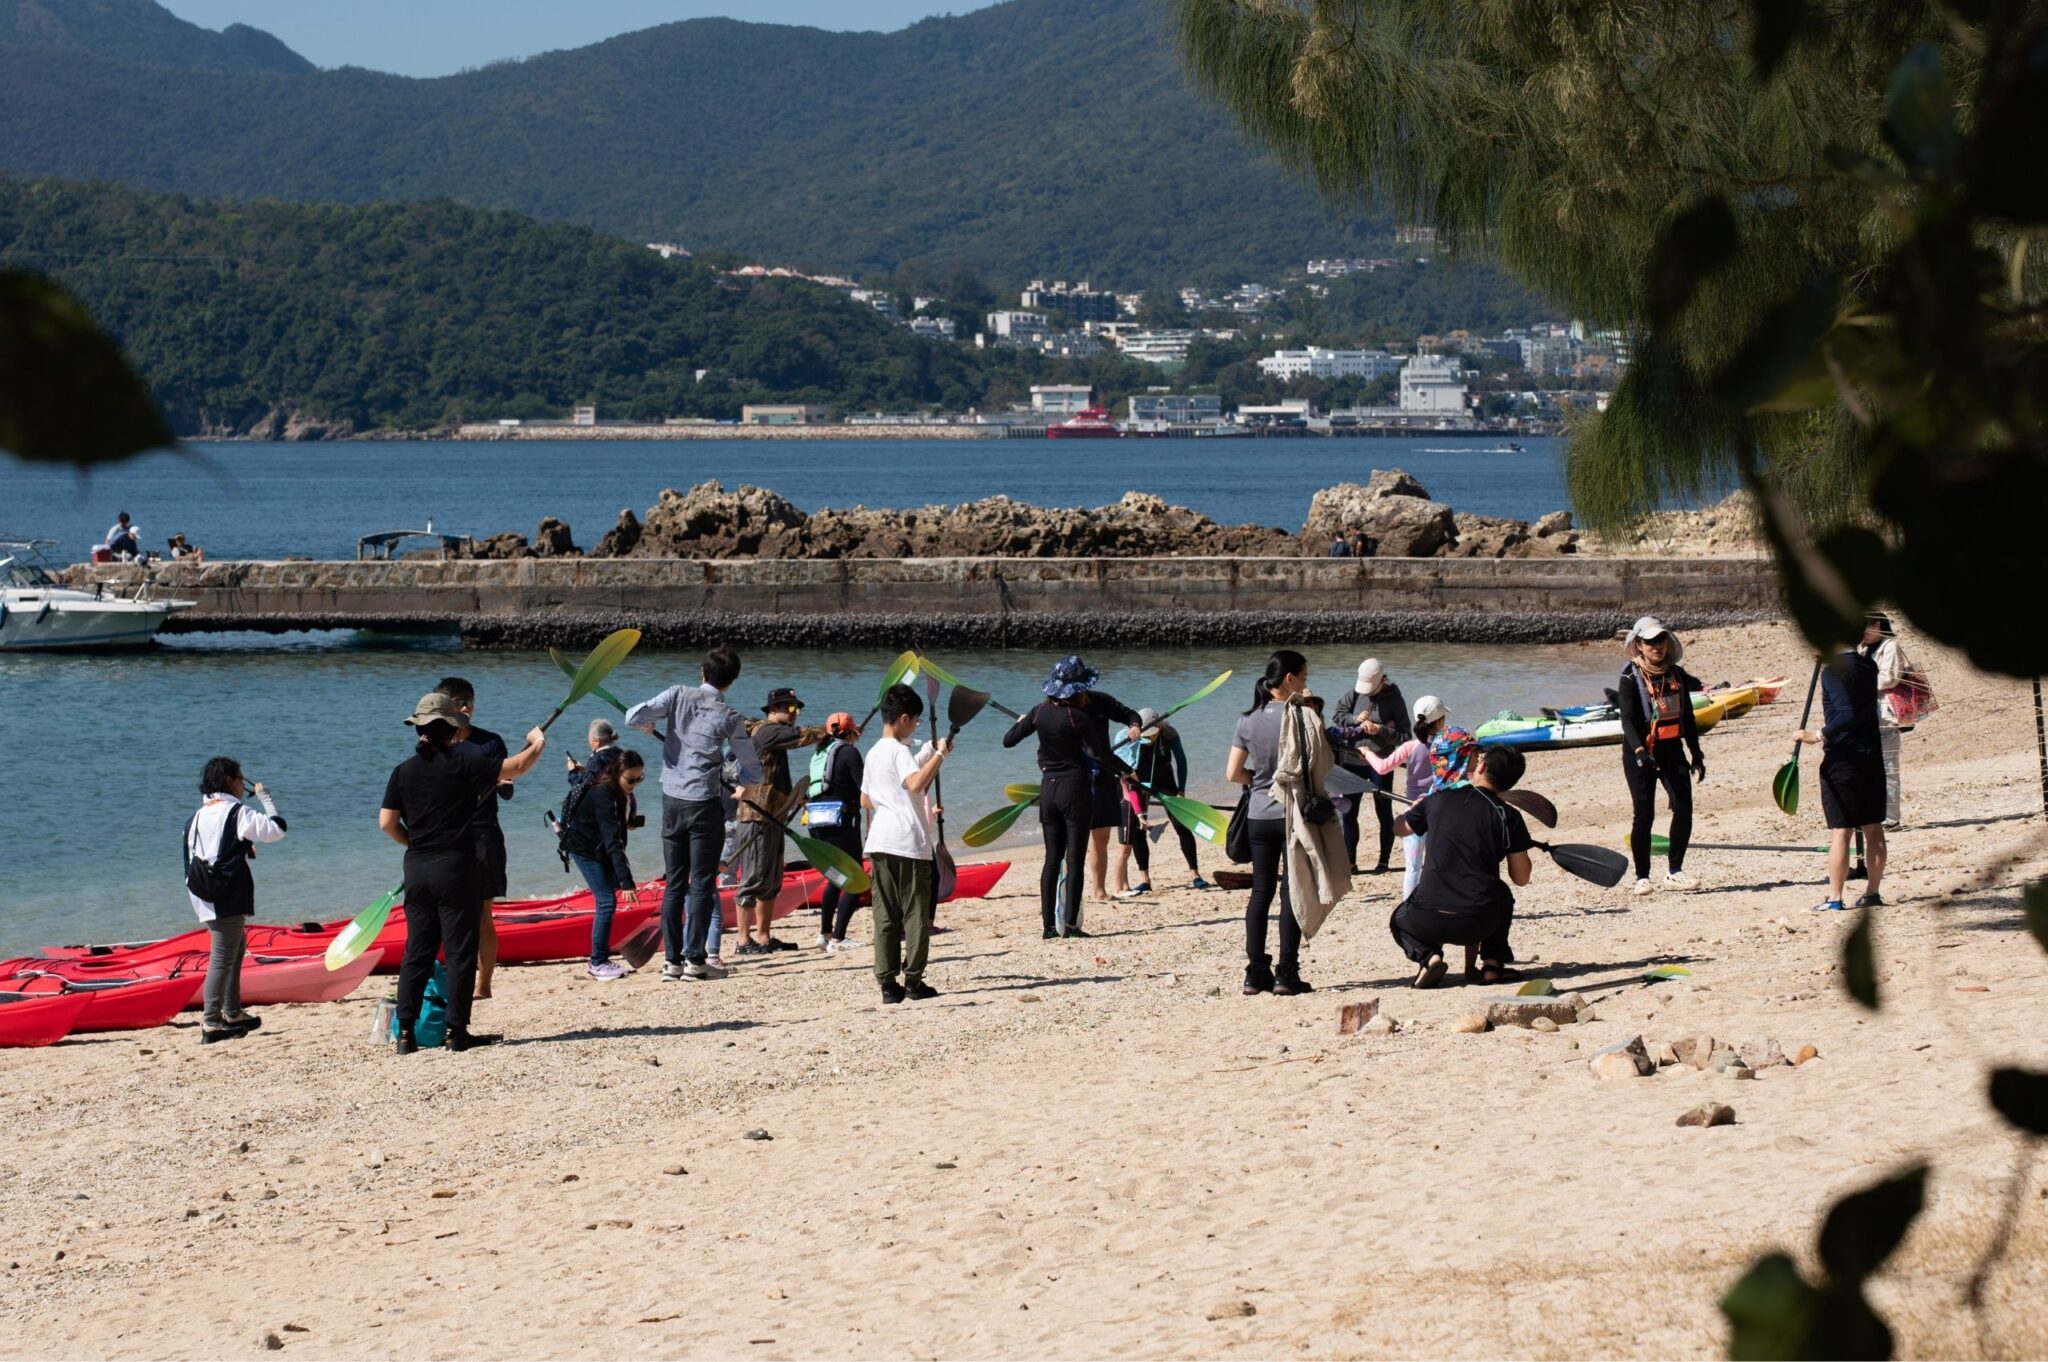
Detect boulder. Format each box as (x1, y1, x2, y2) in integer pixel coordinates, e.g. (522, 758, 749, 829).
(1676, 1103, 1736, 1128)
(633, 481, 808, 558)
(470, 532, 529, 560)
(1485, 997, 1581, 1029)
(1534, 510, 1574, 538)
(534, 517, 578, 557)
(592, 509, 643, 558)
(1445, 512, 1533, 558)
(1671, 1034, 1719, 1070)
(1590, 1036, 1655, 1081)
(1738, 1037, 1791, 1070)
(1300, 470, 1456, 557)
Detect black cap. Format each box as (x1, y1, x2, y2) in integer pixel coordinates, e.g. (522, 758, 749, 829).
(763, 686, 803, 712)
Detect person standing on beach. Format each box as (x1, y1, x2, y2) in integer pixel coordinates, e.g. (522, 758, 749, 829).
(861, 684, 949, 1003)
(1796, 643, 1889, 913)
(1332, 658, 1409, 875)
(1867, 612, 1912, 830)
(1388, 747, 1533, 988)
(1338, 695, 1454, 900)
(1112, 709, 1205, 894)
(183, 757, 287, 1044)
(436, 677, 513, 999)
(1226, 650, 1312, 995)
(1616, 617, 1705, 896)
(1001, 656, 1141, 937)
(561, 749, 644, 981)
(625, 647, 764, 982)
(809, 711, 867, 952)
(736, 688, 833, 955)
(379, 693, 549, 1053)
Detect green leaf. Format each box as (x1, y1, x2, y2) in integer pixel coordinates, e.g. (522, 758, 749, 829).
(1880, 44, 1960, 177)
(2026, 880, 2048, 955)
(1722, 1253, 1826, 1361)
(1746, 0, 1807, 80)
(1714, 275, 1840, 412)
(1818, 1163, 1927, 1284)
(1844, 908, 1879, 1009)
(0, 270, 176, 468)
(1988, 1067, 2048, 1137)
(1647, 197, 1737, 330)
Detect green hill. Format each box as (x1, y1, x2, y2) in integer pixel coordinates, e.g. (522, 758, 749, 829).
(0, 176, 1149, 433)
(0, 0, 1460, 284)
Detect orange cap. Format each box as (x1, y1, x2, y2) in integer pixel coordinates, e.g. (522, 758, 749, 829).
(826, 711, 861, 739)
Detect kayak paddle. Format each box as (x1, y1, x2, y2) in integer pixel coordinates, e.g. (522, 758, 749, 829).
(551, 645, 664, 741)
(1381, 784, 1559, 829)
(1113, 669, 1235, 763)
(961, 798, 1036, 848)
(1004, 781, 1041, 805)
(739, 797, 871, 895)
(1159, 793, 1232, 846)
(856, 649, 923, 731)
(925, 672, 958, 902)
(914, 651, 1023, 719)
(326, 627, 644, 972)
(1773, 659, 1824, 816)
(1528, 839, 1632, 888)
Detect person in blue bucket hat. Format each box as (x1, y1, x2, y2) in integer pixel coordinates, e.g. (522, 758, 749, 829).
(1002, 656, 1143, 937)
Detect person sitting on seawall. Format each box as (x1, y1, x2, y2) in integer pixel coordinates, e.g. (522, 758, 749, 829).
(561, 748, 645, 981)
(1388, 746, 1533, 989)
(104, 511, 141, 561)
(183, 757, 287, 1045)
(167, 533, 205, 562)
(1796, 639, 1889, 913)
(1617, 616, 1706, 896)
(1328, 533, 1352, 558)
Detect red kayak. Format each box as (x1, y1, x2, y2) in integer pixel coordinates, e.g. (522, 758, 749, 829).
(1, 972, 203, 1032)
(0, 990, 94, 1047)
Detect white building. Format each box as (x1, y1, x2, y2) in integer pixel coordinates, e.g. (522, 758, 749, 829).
(1031, 385, 1094, 417)
(645, 242, 691, 259)
(985, 311, 1049, 345)
(1119, 330, 1198, 365)
(1398, 356, 1468, 414)
(849, 288, 899, 319)
(1128, 393, 1223, 425)
(1257, 347, 1405, 382)
(907, 316, 957, 342)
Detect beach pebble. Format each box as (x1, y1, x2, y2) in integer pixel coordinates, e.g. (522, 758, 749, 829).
(1671, 1035, 1718, 1070)
(1726, 1065, 1757, 1080)
(1707, 1048, 1743, 1074)
(1452, 1013, 1489, 1034)
(1677, 1103, 1736, 1128)
(743, 1129, 773, 1141)
(1739, 1037, 1790, 1069)
(1588, 1036, 1654, 1081)
(1206, 1300, 1257, 1320)
(1530, 1017, 1559, 1033)
(260, 1332, 284, 1351)
(1653, 1041, 1679, 1067)
(1361, 1013, 1398, 1036)
(662, 1165, 687, 1177)
(1794, 1044, 1820, 1065)
(363, 1151, 384, 1170)
(1337, 1001, 1381, 1035)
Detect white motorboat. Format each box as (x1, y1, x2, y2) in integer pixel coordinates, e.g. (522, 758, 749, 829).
(0, 539, 193, 650)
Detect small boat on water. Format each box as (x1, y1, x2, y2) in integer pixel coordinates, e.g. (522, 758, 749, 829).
(0, 539, 192, 650)
(1045, 407, 1123, 439)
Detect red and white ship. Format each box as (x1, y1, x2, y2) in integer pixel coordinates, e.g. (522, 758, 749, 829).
(1045, 406, 1123, 439)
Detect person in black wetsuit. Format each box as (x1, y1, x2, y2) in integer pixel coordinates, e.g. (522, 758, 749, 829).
(1615, 617, 1705, 896)
(379, 692, 549, 1054)
(1001, 655, 1141, 938)
(436, 677, 514, 999)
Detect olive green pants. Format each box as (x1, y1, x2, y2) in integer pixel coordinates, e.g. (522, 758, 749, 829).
(870, 852, 934, 986)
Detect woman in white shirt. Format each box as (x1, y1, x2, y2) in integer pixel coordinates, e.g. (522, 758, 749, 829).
(184, 757, 288, 1043)
(860, 684, 950, 1004)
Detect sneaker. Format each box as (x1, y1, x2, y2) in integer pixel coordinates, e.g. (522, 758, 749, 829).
(707, 954, 728, 972)
(880, 980, 906, 1005)
(767, 938, 797, 952)
(1112, 888, 1144, 900)
(200, 1026, 245, 1045)
(1062, 926, 1091, 938)
(586, 961, 627, 982)
(1632, 878, 1654, 897)
(1882, 819, 1902, 831)
(1191, 877, 1211, 890)
(1042, 928, 1058, 940)
(446, 1027, 501, 1052)
(660, 963, 686, 983)
(905, 981, 940, 1001)
(221, 1013, 262, 1031)
(682, 961, 728, 980)
(394, 1027, 419, 1055)
(1854, 892, 1886, 908)
(1664, 872, 1695, 891)
(1812, 898, 1848, 913)
(828, 937, 865, 955)
(735, 940, 763, 956)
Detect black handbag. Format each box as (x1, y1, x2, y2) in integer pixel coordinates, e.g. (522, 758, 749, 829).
(1224, 786, 1253, 864)
(1294, 706, 1337, 826)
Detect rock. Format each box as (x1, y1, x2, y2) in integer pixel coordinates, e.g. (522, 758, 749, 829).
(1207, 1300, 1257, 1320)
(1444, 512, 1534, 558)
(1530, 1016, 1560, 1033)
(637, 481, 810, 558)
(1337, 1000, 1381, 1035)
(430, 1189, 456, 1200)
(1725, 1065, 1757, 1081)
(1533, 510, 1574, 538)
(260, 1332, 284, 1351)
(1301, 472, 1457, 558)
(1677, 1103, 1736, 1128)
(662, 1165, 687, 1176)
(592, 509, 644, 558)
(1653, 1041, 1679, 1067)
(1671, 1035, 1719, 1070)
(1794, 1044, 1820, 1066)
(935, 1161, 957, 1169)
(1588, 1036, 1654, 1080)
(1739, 1037, 1791, 1069)
(743, 1129, 773, 1141)
(1452, 1012, 1490, 1034)
(1362, 1013, 1399, 1036)
(469, 531, 530, 560)
(1707, 1048, 1743, 1074)
(1485, 998, 1580, 1029)
(363, 1150, 384, 1170)
(533, 517, 578, 557)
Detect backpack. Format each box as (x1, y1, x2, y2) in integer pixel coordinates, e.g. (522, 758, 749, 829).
(183, 802, 250, 907)
(553, 755, 613, 871)
(385, 963, 450, 1048)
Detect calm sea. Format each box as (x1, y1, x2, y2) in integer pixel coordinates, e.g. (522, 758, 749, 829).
(0, 638, 1626, 954)
(4, 436, 1570, 564)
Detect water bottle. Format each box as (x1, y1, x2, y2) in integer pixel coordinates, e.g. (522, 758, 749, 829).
(369, 992, 397, 1046)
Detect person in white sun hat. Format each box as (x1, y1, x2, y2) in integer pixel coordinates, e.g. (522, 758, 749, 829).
(1617, 616, 1706, 896)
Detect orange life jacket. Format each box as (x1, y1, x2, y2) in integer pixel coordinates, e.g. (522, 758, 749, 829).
(1645, 670, 1686, 748)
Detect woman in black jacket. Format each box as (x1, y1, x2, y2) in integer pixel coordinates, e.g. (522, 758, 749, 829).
(563, 749, 646, 980)
(1331, 658, 1410, 875)
(1617, 617, 1705, 895)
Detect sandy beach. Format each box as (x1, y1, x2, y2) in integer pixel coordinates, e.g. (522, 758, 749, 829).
(4, 618, 2045, 1360)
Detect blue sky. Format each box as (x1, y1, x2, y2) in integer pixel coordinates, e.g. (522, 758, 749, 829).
(159, 1, 1003, 76)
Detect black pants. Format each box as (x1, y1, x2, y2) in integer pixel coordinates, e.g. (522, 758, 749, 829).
(1340, 768, 1395, 869)
(1038, 773, 1092, 932)
(397, 849, 481, 1032)
(1625, 749, 1692, 878)
(815, 823, 864, 939)
(1389, 896, 1514, 966)
(1243, 817, 1299, 971)
(660, 795, 727, 966)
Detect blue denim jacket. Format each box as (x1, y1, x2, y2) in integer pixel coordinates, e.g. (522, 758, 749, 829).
(624, 682, 764, 802)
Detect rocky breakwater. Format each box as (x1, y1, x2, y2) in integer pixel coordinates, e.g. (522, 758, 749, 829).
(464, 470, 1582, 561)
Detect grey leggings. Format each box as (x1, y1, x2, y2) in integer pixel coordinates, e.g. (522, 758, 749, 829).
(204, 917, 247, 1027)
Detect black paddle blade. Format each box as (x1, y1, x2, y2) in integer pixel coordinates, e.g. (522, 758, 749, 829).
(948, 685, 991, 733)
(1536, 840, 1631, 888)
(1501, 789, 1559, 828)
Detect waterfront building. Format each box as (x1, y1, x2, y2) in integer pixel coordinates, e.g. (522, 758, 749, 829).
(573, 405, 597, 426)
(1257, 346, 1405, 381)
(1030, 385, 1094, 417)
(742, 404, 831, 426)
(1398, 356, 1469, 414)
(1127, 393, 1223, 425)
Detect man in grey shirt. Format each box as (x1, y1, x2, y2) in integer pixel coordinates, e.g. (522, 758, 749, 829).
(626, 645, 763, 980)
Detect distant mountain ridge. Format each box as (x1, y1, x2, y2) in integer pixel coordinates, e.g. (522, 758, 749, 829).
(1, 0, 309, 72)
(0, 0, 1408, 283)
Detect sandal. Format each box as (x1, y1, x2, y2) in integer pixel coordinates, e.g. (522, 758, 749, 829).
(1478, 963, 1522, 986)
(1412, 958, 1447, 990)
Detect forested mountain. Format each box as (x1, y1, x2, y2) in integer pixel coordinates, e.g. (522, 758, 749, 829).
(0, 176, 1169, 433)
(0, 0, 1424, 283)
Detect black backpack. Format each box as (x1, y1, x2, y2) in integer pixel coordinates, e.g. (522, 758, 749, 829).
(184, 803, 250, 904)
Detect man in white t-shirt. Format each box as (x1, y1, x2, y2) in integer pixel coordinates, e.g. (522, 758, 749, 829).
(860, 683, 950, 1004)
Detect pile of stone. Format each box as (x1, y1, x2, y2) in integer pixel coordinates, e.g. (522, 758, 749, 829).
(469, 469, 1583, 561)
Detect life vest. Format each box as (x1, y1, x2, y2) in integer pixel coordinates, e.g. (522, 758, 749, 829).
(1645, 670, 1687, 748)
(808, 738, 842, 791)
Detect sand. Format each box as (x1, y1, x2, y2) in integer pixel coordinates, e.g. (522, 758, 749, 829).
(4, 619, 2046, 1360)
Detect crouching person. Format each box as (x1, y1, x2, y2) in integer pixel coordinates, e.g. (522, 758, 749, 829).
(1388, 747, 1533, 989)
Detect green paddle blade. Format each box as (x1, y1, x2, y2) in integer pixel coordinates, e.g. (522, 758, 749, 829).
(1160, 669, 1234, 722)
(879, 649, 920, 700)
(1515, 978, 1558, 996)
(791, 829, 870, 895)
(1004, 781, 1042, 804)
(913, 652, 964, 688)
(962, 800, 1035, 848)
(552, 646, 628, 714)
(564, 629, 641, 706)
(325, 882, 401, 971)
(1645, 965, 1692, 981)
(1160, 793, 1231, 846)
(1772, 755, 1801, 816)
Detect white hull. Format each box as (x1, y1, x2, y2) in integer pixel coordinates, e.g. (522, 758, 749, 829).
(0, 596, 181, 650)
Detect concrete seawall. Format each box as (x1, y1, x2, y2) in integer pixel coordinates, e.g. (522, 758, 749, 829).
(69, 555, 1781, 648)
